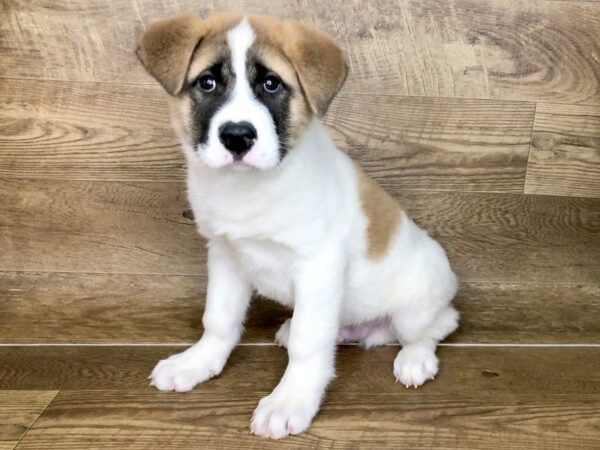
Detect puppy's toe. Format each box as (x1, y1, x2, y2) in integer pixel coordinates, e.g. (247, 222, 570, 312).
(250, 389, 317, 439)
(393, 344, 438, 388)
(150, 350, 221, 392)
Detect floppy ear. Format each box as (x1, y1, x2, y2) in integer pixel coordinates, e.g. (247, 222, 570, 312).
(136, 14, 206, 96)
(281, 20, 348, 117)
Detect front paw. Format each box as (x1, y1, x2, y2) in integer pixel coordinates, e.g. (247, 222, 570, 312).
(250, 388, 321, 439)
(150, 347, 225, 392)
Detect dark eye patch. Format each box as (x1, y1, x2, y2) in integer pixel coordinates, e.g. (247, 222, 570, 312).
(189, 60, 235, 147)
(248, 60, 292, 158)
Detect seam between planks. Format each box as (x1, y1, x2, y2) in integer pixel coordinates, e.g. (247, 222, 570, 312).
(11, 390, 59, 450)
(523, 102, 538, 194)
(0, 343, 599, 348)
(1, 270, 598, 287)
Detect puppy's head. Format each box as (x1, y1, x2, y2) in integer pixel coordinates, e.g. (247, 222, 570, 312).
(137, 13, 347, 171)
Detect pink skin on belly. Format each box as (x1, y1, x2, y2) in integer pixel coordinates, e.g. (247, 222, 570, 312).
(337, 317, 390, 343)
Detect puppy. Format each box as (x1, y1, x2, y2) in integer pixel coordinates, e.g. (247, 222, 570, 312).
(137, 12, 459, 439)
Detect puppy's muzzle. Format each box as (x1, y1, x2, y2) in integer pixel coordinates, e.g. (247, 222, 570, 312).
(219, 121, 257, 160)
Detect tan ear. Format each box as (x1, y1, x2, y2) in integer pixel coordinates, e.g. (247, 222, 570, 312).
(281, 20, 348, 117)
(136, 14, 206, 96)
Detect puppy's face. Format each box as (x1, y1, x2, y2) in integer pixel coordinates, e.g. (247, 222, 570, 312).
(137, 14, 347, 171)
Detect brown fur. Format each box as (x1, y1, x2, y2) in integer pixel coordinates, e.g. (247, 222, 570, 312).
(354, 163, 402, 260)
(249, 15, 348, 117)
(137, 13, 242, 95)
(138, 13, 347, 155)
(249, 28, 312, 146)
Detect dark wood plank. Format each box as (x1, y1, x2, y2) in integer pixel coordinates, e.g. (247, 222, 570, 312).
(1, 79, 533, 192)
(0, 179, 204, 275)
(0, 391, 57, 449)
(1, 346, 599, 393)
(1, 179, 599, 283)
(0, 272, 287, 344)
(1, 272, 599, 344)
(5, 347, 600, 449)
(3, 0, 599, 104)
(525, 103, 600, 198)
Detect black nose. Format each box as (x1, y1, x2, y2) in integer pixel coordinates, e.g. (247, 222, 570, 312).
(218, 121, 257, 159)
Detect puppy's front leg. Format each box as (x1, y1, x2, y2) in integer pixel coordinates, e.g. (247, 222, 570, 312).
(251, 248, 344, 439)
(150, 238, 251, 392)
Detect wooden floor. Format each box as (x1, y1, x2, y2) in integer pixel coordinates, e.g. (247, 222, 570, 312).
(1, 0, 599, 448)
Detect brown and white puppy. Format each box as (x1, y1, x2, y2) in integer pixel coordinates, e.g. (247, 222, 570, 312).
(138, 13, 458, 440)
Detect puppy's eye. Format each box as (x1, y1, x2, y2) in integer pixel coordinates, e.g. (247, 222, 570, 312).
(195, 74, 216, 92)
(263, 75, 282, 94)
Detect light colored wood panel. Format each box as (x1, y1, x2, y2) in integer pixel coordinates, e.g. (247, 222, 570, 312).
(0, 391, 57, 446)
(0, 444, 17, 450)
(326, 96, 533, 193)
(0, 79, 533, 192)
(7, 347, 600, 449)
(525, 103, 600, 198)
(1, 272, 599, 344)
(0, 79, 183, 181)
(1, 179, 599, 282)
(2, 0, 599, 104)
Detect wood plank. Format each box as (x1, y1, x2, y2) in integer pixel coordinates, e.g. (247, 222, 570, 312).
(1, 272, 599, 344)
(0, 391, 57, 449)
(326, 96, 533, 193)
(0, 79, 183, 182)
(1, 346, 598, 392)
(4, 347, 600, 449)
(2, 0, 599, 104)
(1, 179, 599, 283)
(0, 179, 204, 275)
(525, 103, 600, 198)
(17, 392, 600, 449)
(0, 79, 533, 192)
(0, 272, 287, 344)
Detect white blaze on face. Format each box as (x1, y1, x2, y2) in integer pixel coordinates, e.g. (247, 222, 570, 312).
(199, 19, 281, 171)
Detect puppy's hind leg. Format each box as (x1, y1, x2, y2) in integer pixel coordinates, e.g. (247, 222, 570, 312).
(274, 318, 291, 348)
(391, 306, 459, 388)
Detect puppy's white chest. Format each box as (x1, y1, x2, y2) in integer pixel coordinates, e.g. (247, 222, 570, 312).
(232, 238, 296, 306)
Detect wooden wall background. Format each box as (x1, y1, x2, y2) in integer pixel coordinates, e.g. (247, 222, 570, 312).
(0, 0, 599, 448)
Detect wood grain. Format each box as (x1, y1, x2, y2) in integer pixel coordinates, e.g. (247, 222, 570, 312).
(525, 103, 600, 198)
(0, 178, 204, 275)
(326, 95, 534, 193)
(1, 272, 599, 344)
(1, 346, 599, 392)
(0, 391, 57, 449)
(2, 0, 599, 104)
(4, 347, 600, 449)
(17, 392, 600, 449)
(0, 271, 288, 344)
(1, 79, 534, 192)
(2, 179, 599, 282)
(0, 79, 183, 181)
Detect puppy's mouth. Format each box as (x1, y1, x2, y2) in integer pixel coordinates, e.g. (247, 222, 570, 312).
(229, 160, 255, 171)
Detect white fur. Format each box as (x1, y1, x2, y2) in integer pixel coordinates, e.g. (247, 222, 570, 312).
(197, 20, 280, 171)
(151, 20, 458, 439)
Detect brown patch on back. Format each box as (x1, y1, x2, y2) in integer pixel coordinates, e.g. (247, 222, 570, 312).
(354, 163, 402, 260)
